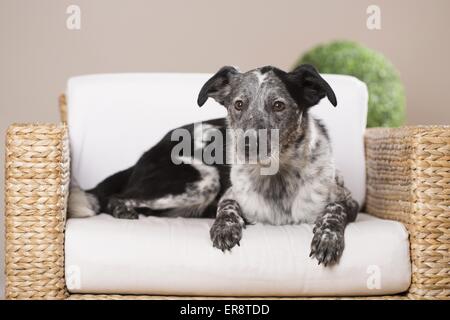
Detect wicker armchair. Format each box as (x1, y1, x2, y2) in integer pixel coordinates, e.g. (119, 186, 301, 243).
(4, 99, 449, 299)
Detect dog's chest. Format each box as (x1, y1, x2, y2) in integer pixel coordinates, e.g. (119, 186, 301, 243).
(231, 167, 329, 225)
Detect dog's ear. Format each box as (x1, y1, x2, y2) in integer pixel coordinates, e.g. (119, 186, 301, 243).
(197, 66, 239, 107)
(288, 64, 337, 107)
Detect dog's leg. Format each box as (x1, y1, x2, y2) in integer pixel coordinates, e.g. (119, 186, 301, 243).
(210, 188, 246, 251)
(106, 159, 221, 219)
(106, 196, 140, 219)
(309, 178, 359, 266)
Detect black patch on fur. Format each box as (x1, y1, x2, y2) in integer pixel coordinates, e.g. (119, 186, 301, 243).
(197, 66, 238, 106)
(260, 66, 274, 74)
(89, 118, 230, 217)
(87, 167, 134, 213)
(271, 65, 337, 109)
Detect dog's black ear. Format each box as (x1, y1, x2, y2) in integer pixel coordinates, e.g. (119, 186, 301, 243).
(197, 66, 239, 107)
(288, 64, 337, 107)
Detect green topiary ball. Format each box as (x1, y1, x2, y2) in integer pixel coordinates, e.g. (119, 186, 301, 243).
(296, 40, 405, 127)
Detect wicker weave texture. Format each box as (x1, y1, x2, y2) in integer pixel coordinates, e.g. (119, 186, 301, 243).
(365, 126, 450, 300)
(5, 124, 70, 299)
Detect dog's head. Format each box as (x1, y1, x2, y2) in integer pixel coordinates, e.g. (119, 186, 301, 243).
(197, 65, 336, 162)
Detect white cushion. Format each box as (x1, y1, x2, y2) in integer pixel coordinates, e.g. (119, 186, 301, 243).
(67, 73, 368, 205)
(65, 213, 411, 296)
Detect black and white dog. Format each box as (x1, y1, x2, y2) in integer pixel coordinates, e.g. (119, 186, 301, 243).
(69, 64, 359, 266)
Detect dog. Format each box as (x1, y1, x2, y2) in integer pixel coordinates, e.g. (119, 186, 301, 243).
(68, 64, 359, 266)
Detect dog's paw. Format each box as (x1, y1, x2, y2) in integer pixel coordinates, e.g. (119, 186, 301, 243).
(210, 216, 243, 252)
(113, 208, 139, 219)
(107, 198, 139, 220)
(309, 227, 344, 266)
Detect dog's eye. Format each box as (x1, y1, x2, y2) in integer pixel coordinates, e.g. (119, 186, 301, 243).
(234, 100, 244, 111)
(272, 101, 285, 112)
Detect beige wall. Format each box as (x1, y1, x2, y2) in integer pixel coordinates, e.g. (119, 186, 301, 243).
(1, 0, 449, 295)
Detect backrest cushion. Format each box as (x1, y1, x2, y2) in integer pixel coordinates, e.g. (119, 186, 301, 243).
(67, 73, 368, 206)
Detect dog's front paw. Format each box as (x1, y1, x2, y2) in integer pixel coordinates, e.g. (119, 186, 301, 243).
(107, 198, 139, 220)
(210, 216, 243, 252)
(309, 228, 344, 266)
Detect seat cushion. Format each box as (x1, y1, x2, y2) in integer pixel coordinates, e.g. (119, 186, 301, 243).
(65, 213, 411, 296)
(67, 73, 368, 206)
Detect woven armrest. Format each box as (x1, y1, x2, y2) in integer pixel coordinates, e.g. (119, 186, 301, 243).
(5, 124, 69, 299)
(365, 126, 449, 299)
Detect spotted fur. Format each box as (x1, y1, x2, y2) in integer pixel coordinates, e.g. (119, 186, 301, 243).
(199, 64, 358, 265)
